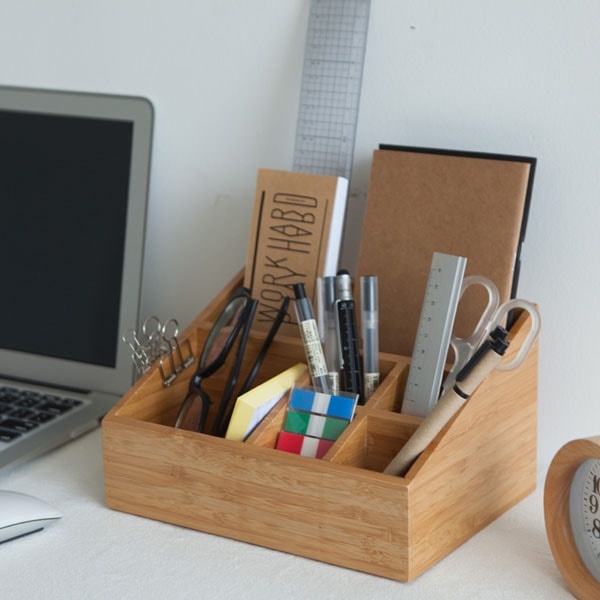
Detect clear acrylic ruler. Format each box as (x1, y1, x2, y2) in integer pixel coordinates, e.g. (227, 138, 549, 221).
(292, 0, 371, 180)
(402, 252, 467, 418)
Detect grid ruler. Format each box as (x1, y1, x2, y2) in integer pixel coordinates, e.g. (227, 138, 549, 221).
(402, 253, 467, 418)
(292, 0, 371, 180)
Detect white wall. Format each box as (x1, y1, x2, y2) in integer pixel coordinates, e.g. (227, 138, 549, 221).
(1, 0, 598, 468)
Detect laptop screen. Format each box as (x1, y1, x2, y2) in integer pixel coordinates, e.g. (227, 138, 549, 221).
(0, 86, 153, 396)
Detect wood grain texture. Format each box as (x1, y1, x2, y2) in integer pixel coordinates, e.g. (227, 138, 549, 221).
(544, 437, 600, 600)
(103, 274, 538, 582)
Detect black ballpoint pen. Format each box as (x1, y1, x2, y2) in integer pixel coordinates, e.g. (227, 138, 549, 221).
(384, 326, 510, 477)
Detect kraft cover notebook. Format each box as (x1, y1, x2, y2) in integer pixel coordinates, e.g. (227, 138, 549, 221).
(356, 145, 536, 357)
(244, 169, 348, 337)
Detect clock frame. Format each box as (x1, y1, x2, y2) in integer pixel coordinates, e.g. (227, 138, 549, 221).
(544, 436, 600, 599)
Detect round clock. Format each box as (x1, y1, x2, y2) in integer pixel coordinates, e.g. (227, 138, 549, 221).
(544, 436, 600, 599)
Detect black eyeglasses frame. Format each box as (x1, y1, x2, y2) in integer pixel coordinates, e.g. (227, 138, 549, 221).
(174, 287, 289, 436)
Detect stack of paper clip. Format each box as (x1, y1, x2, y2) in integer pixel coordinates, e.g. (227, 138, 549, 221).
(276, 388, 359, 459)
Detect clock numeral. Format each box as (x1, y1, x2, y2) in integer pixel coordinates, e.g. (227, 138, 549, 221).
(590, 493, 599, 514)
(592, 518, 600, 539)
(594, 474, 600, 495)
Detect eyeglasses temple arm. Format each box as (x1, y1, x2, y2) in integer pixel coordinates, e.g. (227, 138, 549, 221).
(238, 297, 290, 397)
(218, 297, 290, 435)
(210, 299, 258, 436)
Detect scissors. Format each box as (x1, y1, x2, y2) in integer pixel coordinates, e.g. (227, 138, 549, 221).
(442, 275, 541, 395)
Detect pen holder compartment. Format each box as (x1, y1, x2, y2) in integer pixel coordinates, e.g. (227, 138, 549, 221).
(102, 271, 538, 582)
(326, 412, 421, 472)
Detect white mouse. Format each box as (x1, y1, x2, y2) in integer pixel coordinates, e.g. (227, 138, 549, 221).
(0, 490, 62, 543)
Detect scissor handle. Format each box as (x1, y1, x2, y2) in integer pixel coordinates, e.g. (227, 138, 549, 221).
(449, 275, 500, 367)
(444, 276, 500, 395)
(487, 299, 541, 371)
(455, 275, 500, 347)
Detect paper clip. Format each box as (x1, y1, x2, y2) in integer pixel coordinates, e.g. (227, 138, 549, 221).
(122, 315, 196, 386)
(159, 318, 195, 387)
(122, 328, 153, 375)
(141, 316, 167, 358)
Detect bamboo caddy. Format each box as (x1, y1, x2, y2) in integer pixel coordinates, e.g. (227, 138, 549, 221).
(102, 271, 538, 582)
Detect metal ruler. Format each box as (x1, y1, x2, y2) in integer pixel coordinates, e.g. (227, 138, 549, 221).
(402, 253, 467, 418)
(292, 0, 371, 180)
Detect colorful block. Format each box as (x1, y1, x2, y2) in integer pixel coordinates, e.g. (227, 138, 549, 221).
(288, 388, 358, 421)
(284, 410, 348, 441)
(276, 431, 334, 459)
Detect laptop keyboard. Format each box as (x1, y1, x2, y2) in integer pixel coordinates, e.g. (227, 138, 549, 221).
(0, 386, 84, 445)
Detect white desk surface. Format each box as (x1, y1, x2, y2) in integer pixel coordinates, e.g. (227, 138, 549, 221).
(0, 428, 573, 600)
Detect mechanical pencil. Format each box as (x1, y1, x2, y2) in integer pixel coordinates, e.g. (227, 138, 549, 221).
(318, 276, 340, 394)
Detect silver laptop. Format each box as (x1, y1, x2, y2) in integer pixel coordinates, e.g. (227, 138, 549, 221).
(0, 85, 153, 471)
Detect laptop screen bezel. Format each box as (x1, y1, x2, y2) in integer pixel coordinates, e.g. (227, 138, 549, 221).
(0, 85, 153, 397)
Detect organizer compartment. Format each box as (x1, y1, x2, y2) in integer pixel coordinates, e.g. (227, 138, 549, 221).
(102, 272, 538, 582)
(327, 412, 421, 472)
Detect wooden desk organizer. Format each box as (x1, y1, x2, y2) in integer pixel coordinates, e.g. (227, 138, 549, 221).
(102, 273, 538, 582)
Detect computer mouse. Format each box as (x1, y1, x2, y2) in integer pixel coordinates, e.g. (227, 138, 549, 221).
(0, 490, 62, 543)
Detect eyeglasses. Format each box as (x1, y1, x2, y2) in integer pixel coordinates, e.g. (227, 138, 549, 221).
(174, 287, 289, 436)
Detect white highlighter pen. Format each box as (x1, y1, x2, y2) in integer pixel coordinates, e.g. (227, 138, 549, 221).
(360, 275, 379, 400)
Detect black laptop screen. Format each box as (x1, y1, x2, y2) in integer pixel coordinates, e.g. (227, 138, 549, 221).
(0, 110, 133, 368)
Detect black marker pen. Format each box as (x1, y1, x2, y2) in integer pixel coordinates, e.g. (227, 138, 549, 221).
(335, 270, 364, 402)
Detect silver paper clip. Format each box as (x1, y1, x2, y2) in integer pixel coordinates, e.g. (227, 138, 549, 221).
(123, 315, 196, 386)
(159, 318, 195, 387)
(122, 328, 153, 375)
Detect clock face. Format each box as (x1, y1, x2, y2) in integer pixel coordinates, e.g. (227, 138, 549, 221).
(569, 458, 600, 581)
